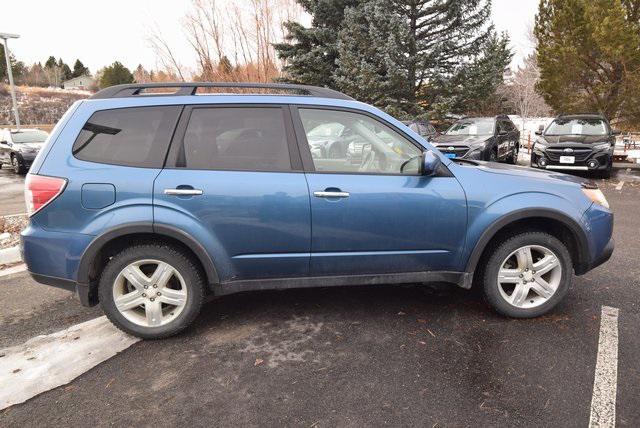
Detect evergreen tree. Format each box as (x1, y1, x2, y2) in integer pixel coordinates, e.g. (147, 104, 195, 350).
(333, 0, 411, 115)
(99, 61, 134, 88)
(274, 0, 363, 87)
(58, 58, 72, 81)
(0, 44, 25, 82)
(535, 0, 640, 126)
(328, 0, 511, 117)
(72, 59, 90, 77)
(44, 56, 57, 69)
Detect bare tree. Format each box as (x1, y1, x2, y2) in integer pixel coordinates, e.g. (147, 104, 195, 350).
(500, 54, 551, 119)
(148, 0, 303, 84)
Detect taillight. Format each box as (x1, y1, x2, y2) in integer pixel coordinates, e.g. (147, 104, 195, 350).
(24, 174, 67, 217)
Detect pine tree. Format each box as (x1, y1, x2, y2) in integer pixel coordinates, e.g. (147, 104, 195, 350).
(99, 61, 134, 88)
(535, 0, 640, 127)
(0, 44, 25, 82)
(44, 56, 57, 69)
(274, 0, 363, 87)
(329, 0, 511, 117)
(58, 58, 72, 81)
(72, 59, 90, 77)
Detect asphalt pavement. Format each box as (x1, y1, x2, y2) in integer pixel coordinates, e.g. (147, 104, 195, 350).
(0, 168, 639, 427)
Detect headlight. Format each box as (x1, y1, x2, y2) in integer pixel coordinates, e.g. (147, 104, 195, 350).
(533, 141, 547, 150)
(593, 142, 612, 151)
(582, 187, 609, 209)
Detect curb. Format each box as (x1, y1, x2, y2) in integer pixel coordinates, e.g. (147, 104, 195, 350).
(0, 245, 21, 265)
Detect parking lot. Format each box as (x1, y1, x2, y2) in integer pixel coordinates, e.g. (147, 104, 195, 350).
(0, 165, 637, 426)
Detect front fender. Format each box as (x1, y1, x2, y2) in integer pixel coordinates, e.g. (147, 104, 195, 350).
(461, 192, 590, 275)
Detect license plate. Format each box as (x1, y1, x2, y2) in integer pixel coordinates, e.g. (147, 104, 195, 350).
(445, 153, 456, 159)
(560, 156, 575, 164)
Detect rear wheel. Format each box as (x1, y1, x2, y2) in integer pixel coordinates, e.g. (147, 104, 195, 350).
(483, 231, 572, 318)
(99, 244, 205, 339)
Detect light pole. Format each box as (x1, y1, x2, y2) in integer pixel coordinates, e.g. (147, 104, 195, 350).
(1, 32, 20, 129)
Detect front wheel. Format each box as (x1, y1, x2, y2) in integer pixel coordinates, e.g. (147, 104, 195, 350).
(11, 155, 26, 174)
(483, 231, 572, 318)
(99, 244, 205, 339)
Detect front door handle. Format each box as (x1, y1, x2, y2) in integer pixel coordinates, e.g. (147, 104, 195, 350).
(164, 188, 203, 196)
(313, 191, 350, 198)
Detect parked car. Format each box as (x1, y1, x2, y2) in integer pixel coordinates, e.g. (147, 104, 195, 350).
(0, 128, 49, 174)
(431, 115, 519, 163)
(531, 114, 618, 178)
(21, 83, 613, 339)
(401, 119, 438, 141)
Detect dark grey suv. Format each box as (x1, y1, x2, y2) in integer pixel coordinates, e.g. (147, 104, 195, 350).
(0, 128, 49, 174)
(431, 115, 520, 163)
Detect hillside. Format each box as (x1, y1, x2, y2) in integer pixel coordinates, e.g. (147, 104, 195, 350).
(0, 85, 90, 126)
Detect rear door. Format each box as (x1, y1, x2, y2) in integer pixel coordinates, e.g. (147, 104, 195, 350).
(153, 105, 311, 282)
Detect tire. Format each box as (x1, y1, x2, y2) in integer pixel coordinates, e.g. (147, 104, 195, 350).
(11, 155, 26, 175)
(598, 162, 612, 179)
(99, 243, 205, 339)
(482, 231, 572, 318)
(508, 146, 518, 164)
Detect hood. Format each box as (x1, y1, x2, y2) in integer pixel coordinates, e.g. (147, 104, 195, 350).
(468, 160, 592, 186)
(540, 134, 610, 145)
(432, 134, 491, 147)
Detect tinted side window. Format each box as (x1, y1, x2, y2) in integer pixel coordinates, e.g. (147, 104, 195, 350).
(299, 108, 422, 175)
(182, 107, 291, 171)
(72, 106, 181, 168)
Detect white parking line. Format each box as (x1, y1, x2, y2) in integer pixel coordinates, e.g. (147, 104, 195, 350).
(589, 306, 619, 428)
(0, 316, 139, 410)
(615, 181, 624, 191)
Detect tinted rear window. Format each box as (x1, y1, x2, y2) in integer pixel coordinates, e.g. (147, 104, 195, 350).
(72, 106, 181, 167)
(182, 107, 291, 171)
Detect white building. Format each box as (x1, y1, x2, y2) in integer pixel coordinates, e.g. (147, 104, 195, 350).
(62, 75, 95, 90)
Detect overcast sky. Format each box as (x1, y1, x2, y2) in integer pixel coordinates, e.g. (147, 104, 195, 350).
(3, 0, 540, 74)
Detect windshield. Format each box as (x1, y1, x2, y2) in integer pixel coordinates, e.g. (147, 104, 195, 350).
(545, 118, 608, 136)
(11, 130, 49, 144)
(446, 119, 494, 136)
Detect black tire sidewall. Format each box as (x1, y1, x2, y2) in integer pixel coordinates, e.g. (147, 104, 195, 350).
(99, 244, 205, 339)
(483, 232, 572, 318)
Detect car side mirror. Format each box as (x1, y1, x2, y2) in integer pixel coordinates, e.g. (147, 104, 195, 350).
(612, 129, 621, 136)
(420, 150, 441, 177)
(535, 130, 542, 136)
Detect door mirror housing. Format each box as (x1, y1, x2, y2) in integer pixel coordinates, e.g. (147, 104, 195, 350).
(420, 150, 442, 177)
(535, 130, 543, 136)
(612, 129, 621, 136)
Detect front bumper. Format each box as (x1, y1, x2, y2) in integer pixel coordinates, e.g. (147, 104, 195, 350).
(588, 238, 614, 271)
(531, 149, 612, 171)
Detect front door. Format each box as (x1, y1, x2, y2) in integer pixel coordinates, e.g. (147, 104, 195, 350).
(293, 107, 467, 276)
(153, 105, 311, 282)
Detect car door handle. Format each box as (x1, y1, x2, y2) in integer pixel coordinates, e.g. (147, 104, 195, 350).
(164, 188, 203, 196)
(313, 191, 350, 198)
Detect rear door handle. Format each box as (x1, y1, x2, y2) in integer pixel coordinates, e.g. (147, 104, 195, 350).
(164, 188, 203, 196)
(313, 191, 350, 198)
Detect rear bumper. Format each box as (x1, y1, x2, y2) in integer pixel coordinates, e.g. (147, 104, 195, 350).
(28, 271, 96, 306)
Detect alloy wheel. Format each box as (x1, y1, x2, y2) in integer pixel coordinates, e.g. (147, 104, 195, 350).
(112, 259, 188, 327)
(497, 245, 562, 308)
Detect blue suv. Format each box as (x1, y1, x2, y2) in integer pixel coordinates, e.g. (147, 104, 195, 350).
(21, 83, 614, 339)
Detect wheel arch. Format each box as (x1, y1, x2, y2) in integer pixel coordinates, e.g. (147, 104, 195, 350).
(77, 223, 220, 292)
(464, 209, 590, 286)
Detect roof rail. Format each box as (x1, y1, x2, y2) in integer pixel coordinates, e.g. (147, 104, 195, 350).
(90, 82, 354, 101)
